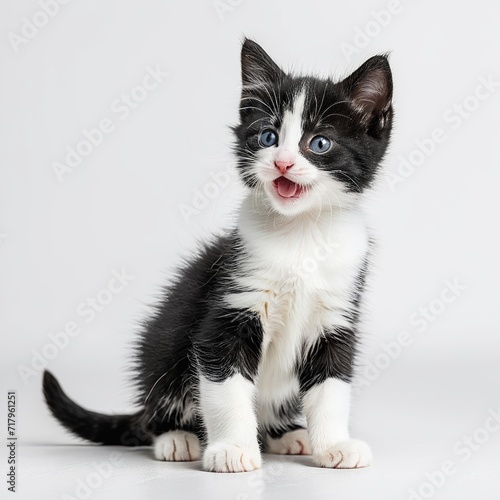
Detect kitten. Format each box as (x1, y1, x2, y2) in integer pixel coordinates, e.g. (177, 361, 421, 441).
(43, 39, 393, 472)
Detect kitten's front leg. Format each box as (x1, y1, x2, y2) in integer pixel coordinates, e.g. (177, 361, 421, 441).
(199, 374, 261, 472)
(300, 329, 372, 469)
(196, 307, 263, 473)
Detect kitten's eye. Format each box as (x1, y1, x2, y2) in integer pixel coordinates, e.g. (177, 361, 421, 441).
(309, 135, 332, 154)
(259, 129, 278, 148)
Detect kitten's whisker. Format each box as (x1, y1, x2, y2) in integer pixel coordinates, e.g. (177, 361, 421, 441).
(238, 106, 273, 120)
(240, 96, 276, 119)
(319, 112, 353, 122)
(318, 83, 329, 119)
(143, 371, 170, 405)
(316, 99, 351, 124)
(260, 84, 280, 119)
(331, 170, 363, 193)
(246, 117, 267, 129)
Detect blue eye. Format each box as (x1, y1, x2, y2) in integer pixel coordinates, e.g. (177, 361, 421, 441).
(259, 129, 278, 148)
(309, 135, 332, 154)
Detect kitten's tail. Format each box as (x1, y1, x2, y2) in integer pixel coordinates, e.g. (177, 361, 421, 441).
(42, 370, 151, 446)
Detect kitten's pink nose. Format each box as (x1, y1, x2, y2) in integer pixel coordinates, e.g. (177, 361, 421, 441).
(274, 159, 294, 174)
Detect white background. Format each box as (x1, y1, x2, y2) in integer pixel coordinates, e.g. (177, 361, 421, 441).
(1, 1, 499, 499)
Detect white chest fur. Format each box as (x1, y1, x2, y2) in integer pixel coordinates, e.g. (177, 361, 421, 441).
(223, 196, 369, 417)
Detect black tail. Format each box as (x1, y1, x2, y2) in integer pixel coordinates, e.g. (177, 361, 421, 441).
(42, 370, 151, 446)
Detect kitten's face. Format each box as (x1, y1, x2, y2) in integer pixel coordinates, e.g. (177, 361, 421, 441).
(233, 40, 393, 217)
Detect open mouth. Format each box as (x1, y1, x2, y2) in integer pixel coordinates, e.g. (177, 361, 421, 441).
(273, 177, 304, 199)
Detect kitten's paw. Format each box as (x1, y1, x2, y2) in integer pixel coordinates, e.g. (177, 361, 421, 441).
(313, 439, 372, 469)
(153, 430, 201, 461)
(266, 428, 311, 455)
(203, 442, 262, 473)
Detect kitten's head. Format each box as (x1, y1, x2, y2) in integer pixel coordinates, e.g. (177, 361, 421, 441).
(233, 39, 393, 217)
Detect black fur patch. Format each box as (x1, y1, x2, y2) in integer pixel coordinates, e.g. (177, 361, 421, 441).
(261, 394, 304, 439)
(298, 328, 357, 393)
(195, 307, 263, 383)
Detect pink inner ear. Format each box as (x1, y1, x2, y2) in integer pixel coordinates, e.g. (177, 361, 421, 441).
(351, 68, 391, 117)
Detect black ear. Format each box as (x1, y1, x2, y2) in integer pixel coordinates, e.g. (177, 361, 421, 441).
(342, 55, 393, 132)
(241, 38, 284, 90)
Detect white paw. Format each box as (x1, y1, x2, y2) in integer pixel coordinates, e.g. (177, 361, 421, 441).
(153, 430, 201, 461)
(313, 439, 372, 469)
(203, 442, 262, 473)
(266, 428, 311, 455)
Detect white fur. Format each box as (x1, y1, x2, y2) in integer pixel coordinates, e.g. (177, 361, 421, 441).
(228, 200, 368, 431)
(279, 90, 306, 154)
(266, 428, 311, 455)
(303, 378, 372, 468)
(314, 439, 372, 468)
(154, 430, 201, 461)
(302, 378, 351, 449)
(199, 374, 261, 472)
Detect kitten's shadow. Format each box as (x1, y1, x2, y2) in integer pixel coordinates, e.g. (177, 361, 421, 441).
(263, 453, 314, 468)
(127, 448, 314, 472)
(126, 447, 202, 471)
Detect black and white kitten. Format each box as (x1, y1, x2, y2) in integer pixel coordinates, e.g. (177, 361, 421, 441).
(43, 39, 393, 472)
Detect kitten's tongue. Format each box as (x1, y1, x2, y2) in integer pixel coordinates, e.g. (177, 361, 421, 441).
(276, 177, 298, 198)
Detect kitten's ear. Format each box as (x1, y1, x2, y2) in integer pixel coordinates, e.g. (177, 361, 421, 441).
(342, 55, 393, 132)
(241, 38, 284, 90)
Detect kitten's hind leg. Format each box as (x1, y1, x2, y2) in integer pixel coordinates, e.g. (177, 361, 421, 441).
(140, 390, 202, 462)
(259, 393, 311, 455)
(154, 430, 201, 461)
(265, 428, 311, 455)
